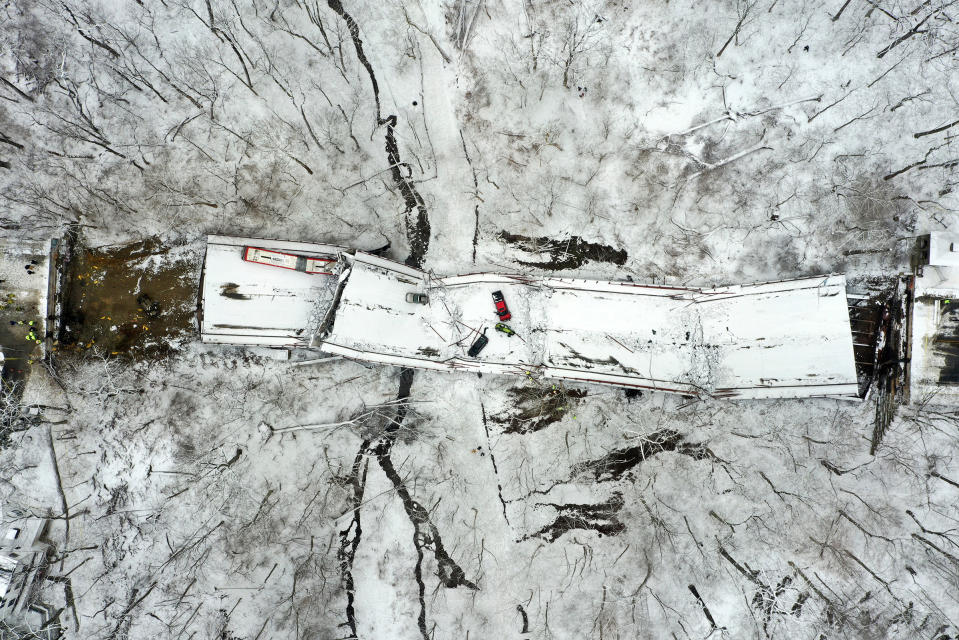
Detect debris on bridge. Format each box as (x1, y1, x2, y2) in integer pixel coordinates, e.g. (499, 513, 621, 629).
(200, 236, 861, 399)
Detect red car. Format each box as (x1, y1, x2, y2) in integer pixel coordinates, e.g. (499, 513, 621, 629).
(492, 290, 511, 321)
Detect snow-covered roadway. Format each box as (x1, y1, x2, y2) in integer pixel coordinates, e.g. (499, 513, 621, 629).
(319, 252, 859, 399)
(199, 237, 858, 399)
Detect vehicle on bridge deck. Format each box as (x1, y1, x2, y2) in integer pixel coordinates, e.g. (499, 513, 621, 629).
(201, 236, 863, 400)
(243, 246, 335, 275)
(492, 290, 511, 321)
(201, 236, 347, 348)
(316, 252, 862, 400)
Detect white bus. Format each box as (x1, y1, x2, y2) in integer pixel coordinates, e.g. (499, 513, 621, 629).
(242, 246, 335, 275)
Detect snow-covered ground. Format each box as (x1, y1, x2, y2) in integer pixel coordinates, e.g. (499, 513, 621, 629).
(2, 0, 959, 638)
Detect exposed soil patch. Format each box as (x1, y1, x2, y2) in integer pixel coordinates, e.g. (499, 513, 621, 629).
(492, 384, 587, 434)
(498, 231, 627, 270)
(58, 239, 199, 359)
(219, 283, 249, 300)
(574, 429, 710, 482)
(624, 388, 643, 401)
(525, 492, 625, 542)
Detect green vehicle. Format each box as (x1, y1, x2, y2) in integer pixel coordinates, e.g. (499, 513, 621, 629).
(495, 323, 517, 337)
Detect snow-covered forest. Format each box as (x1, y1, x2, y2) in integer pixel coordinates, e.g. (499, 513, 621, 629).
(2, 0, 959, 638)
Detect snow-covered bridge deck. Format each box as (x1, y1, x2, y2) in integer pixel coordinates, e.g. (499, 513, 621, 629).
(199, 237, 858, 398)
(319, 252, 859, 399)
(199, 236, 346, 347)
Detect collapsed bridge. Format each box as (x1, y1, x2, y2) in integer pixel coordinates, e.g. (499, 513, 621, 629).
(199, 235, 859, 400)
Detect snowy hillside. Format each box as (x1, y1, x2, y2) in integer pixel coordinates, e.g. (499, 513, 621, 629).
(1, 0, 958, 639)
